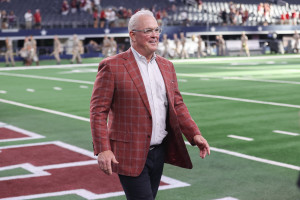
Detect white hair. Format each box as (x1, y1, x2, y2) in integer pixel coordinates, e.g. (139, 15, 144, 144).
(128, 10, 154, 32)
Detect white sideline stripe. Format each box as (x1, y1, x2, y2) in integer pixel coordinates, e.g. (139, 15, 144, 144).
(0, 63, 98, 71)
(177, 73, 300, 85)
(0, 123, 45, 142)
(227, 135, 254, 141)
(181, 92, 300, 109)
(273, 130, 299, 136)
(185, 141, 300, 171)
(171, 54, 300, 63)
(0, 99, 299, 172)
(225, 77, 300, 85)
(0, 98, 90, 122)
(0, 72, 94, 85)
(0, 55, 299, 72)
(0, 141, 190, 200)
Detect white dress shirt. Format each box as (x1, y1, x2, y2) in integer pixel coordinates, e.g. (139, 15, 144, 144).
(131, 47, 168, 146)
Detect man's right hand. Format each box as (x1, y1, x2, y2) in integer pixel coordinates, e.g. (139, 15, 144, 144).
(97, 150, 119, 175)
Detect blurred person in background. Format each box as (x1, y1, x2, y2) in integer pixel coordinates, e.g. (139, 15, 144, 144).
(34, 9, 42, 29)
(173, 33, 180, 58)
(61, 0, 70, 15)
(7, 10, 16, 28)
(101, 35, 110, 57)
(1, 10, 8, 29)
(197, 34, 206, 58)
(216, 34, 226, 56)
(109, 37, 117, 56)
(162, 33, 170, 58)
(5, 37, 15, 67)
(180, 32, 188, 59)
(29, 35, 39, 65)
(293, 30, 299, 53)
(90, 10, 210, 200)
(20, 36, 32, 66)
(240, 31, 250, 57)
(24, 10, 33, 29)
(71, 34, 82, 64)
(99, 8, 106, 28)
(53, 35, 62, 65)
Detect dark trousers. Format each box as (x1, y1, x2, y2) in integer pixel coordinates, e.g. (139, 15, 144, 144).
(118, 144, 165, 200)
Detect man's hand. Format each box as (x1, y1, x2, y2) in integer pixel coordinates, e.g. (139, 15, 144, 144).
(97, 150, 119, 175)
(193, 135, 210, 159)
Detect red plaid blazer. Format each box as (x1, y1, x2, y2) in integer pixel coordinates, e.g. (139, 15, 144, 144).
(90, 49, 201, 176)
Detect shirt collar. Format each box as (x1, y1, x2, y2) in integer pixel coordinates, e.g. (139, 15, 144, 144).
(131, 47, 156, 63)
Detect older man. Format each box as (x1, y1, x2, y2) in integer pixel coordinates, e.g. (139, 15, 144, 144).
(90, 10, 210, 200)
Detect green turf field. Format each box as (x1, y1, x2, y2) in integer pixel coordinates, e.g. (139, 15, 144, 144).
(0, 55, 300, 200)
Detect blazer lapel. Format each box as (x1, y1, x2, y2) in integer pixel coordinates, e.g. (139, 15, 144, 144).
(122, 49, 152, 116)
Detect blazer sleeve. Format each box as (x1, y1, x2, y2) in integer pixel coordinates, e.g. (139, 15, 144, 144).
(90, 61, 114, 155)
(171, 63, 201, 145)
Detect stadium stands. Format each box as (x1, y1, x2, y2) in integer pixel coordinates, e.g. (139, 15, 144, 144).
(1, 0, 300, 29)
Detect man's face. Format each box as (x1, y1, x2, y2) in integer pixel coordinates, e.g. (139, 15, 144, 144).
(130, 15, 159, 58)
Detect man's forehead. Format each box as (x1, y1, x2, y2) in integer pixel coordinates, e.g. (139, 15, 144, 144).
(137, 15, 158, 28)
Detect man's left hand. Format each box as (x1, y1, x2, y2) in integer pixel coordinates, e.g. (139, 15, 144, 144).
(193, 135, 210, 159)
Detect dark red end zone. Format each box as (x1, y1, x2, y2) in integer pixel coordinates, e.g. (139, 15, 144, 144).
(0, 127, 29, 139)
(0, 143, 168, 199)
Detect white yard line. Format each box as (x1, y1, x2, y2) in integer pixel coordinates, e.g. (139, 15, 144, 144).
(0, 72, 94, 85)
(171, 54, 300, 63)
(0, 63, 98, 71)
(0, 98, 90, 122)
(227, 135, 254, 141)
(185, 142, 300, 171)
(181, 92, 300, 109)
(273, 130, 299, 136)
(177, 73, 300, 85)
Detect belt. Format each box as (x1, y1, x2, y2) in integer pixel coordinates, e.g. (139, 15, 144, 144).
(149, 144, 161, 151)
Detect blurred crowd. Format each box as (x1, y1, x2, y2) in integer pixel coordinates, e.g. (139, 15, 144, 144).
(1, 0, 300, 29)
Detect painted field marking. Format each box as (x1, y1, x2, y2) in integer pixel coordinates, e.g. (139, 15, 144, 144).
(177, 73, 300, 85)
(0, 122, 45, 142)
(53, 87, 62, 91)
(273, 130, 299, 136)
(0, 98, 90, 122)
(1, 71, 300, 88)
(214, 197, 239, 200)
(178, 79, 187, 82)
(0, 90, 7, 94)
(227, 135, 254, 141)
(0, 72, 94, 85)
(171, 54, 300, 63)
(0, 63, 98, 71)
(185, 142, 300, 171)
(80, 85, 89, 89)
(26, 88, 35, 93)
(181, 92, 300, 109)
(0, 141, 190, 200)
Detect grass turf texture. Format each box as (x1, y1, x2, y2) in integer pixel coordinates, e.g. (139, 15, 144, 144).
(0, 55, 300, 200)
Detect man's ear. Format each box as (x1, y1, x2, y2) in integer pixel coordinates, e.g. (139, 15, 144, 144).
(129, 31, 136, 43)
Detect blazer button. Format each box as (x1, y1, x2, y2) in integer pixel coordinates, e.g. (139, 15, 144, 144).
(147, 135, 151, 138)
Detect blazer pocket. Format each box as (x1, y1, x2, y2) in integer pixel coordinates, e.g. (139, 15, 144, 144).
(109, 131, 132, 142)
